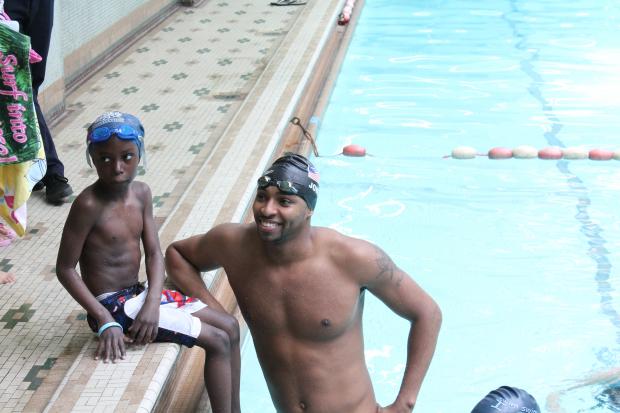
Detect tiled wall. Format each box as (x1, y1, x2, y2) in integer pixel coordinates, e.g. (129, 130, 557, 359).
(41, 0, 178, 116)
(60, 0, 158, 54)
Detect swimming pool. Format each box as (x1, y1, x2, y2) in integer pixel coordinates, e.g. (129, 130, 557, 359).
(241, 0, 620, 411)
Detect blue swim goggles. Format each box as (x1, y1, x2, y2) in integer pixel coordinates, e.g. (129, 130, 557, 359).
(88, 124, 143, 144)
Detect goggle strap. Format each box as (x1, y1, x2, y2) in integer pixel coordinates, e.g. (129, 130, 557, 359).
(141, 147, 147, 170)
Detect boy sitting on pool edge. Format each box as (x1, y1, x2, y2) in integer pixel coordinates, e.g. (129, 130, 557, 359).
(56, 112, 241, 413)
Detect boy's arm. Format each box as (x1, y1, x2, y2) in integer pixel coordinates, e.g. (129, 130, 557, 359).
(56, 196, 128, 362)
(128, 183, 163, 344)
(348, 239, 442, 413)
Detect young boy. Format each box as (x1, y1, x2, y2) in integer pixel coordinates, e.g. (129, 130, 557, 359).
(56, 112, 240, 413)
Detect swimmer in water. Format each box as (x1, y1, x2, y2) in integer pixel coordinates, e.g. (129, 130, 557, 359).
(166, 152, 442, 413)
(472, 386, 540, 413)
(547, 366, 620, 412)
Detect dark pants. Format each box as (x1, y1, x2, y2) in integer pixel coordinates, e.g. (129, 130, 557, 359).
(4, 0, 64, 178)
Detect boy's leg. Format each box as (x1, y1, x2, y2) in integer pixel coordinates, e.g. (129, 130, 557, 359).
(149, 290, 240, 412)
(195, 322, 233, 413)
(193, 308, 240, 413)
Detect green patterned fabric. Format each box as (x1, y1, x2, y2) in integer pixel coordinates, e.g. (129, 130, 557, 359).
(0, 24, 41, 165)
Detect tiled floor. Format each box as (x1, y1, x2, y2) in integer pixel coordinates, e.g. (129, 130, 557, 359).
(0, 0, 343, 411)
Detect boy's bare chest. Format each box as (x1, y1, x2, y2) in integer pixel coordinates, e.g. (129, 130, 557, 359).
(93, 201, 143, 241)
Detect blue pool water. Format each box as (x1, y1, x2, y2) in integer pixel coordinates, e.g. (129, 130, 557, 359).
(241, 1, 620, 411)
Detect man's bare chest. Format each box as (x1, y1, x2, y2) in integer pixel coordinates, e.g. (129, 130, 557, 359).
(231, 267, 364, 340)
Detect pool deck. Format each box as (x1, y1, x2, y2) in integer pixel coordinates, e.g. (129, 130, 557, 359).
(0, 0, 349, 411)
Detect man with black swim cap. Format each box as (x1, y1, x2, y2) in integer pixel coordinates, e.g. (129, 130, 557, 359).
(472, 386, 540, 413)
(167, 152, 442, 413)
(257, 153, 319, 210)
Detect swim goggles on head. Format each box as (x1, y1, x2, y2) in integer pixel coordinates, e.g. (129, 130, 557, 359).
(87, 124, 143, 144)
(257, 175, 299, 194)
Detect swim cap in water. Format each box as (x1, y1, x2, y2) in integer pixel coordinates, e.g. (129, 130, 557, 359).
(86, 112, 145, 167)
(472, 386, 539, 413)
(257, 153, 320, 210)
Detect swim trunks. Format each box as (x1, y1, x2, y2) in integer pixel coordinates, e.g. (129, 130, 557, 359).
(87, 283, 207, 347)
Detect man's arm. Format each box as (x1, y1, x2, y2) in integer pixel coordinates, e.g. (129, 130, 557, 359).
(165, 224, 236, 313)
(352, 240, 442, 412)
(128, 183, 163, 344)
(56, 195, 128, 362)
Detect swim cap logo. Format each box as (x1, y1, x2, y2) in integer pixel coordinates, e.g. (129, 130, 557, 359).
(90, 111, 126, 129)
(307, 165, 320, 183)
(490, 398, 517, 410)
(488, 397, 537, 413)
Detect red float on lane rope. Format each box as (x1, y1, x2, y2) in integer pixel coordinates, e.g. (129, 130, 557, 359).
(342, 144, 366, 157)
(538, 147, 563, 160)
(488, 147, 513, 159)
(589, 148, 614, 161)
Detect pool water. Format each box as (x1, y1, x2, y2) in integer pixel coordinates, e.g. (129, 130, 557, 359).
(240, 1, 620, 411)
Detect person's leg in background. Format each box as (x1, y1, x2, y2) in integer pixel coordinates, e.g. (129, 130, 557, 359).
(4, 0, 73, 204)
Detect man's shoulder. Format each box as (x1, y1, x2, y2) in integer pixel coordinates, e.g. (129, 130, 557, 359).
(190, 223, 255, 267)
(314, 227, 378, 267)
(210, 222, 254, 241)
(314, 226, 367, 250)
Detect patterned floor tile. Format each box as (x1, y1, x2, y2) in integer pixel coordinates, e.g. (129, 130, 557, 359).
(1, 304, 35, 329)
(24, 358, 56, 391)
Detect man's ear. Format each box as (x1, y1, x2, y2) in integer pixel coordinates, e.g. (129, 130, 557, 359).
(305, 208, 314, 219)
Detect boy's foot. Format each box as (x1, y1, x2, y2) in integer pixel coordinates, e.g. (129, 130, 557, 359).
(0, 223, 16, 247)
(0, 271, 16, 284)
(45, 175, 73, 204)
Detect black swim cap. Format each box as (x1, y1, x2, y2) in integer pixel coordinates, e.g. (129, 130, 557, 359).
(258, 153, 320, 210)
(472, 386, 540, 413)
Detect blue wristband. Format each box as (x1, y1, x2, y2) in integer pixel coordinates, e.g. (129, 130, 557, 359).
(98, 322, 122, 337)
